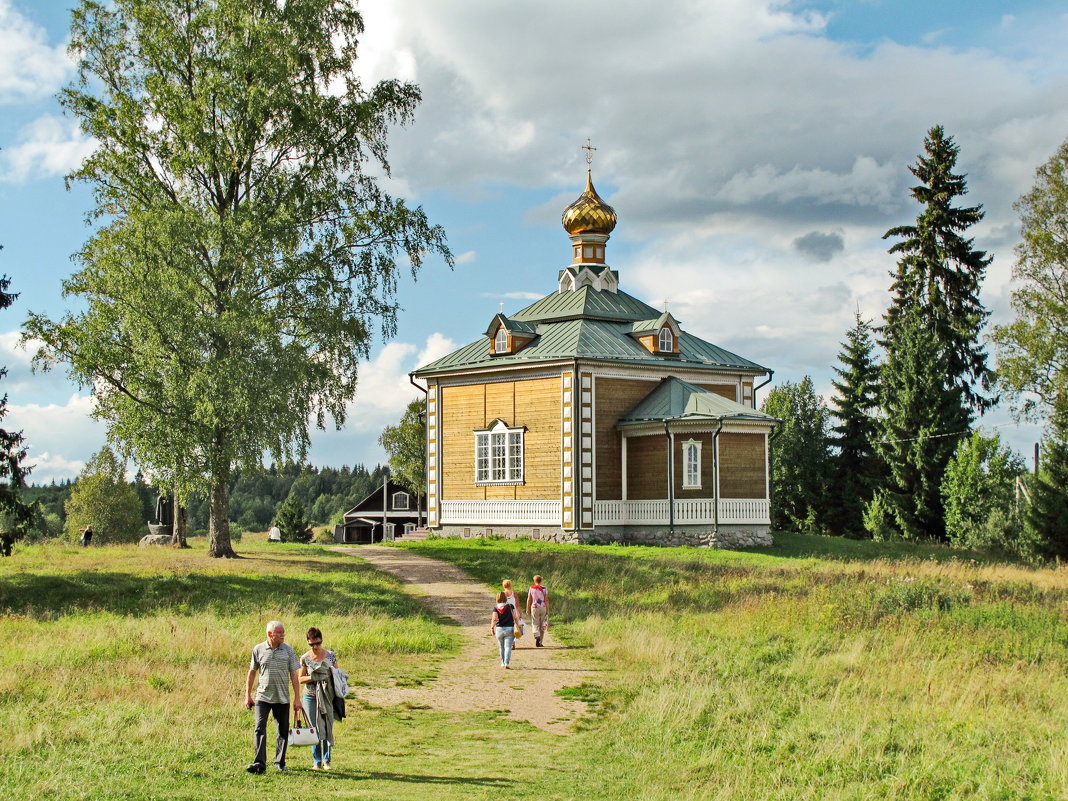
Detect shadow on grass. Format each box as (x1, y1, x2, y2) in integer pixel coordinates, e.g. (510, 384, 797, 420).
(744, 531, 1011, 565)
(402, 537, 1065, 625)
(318, 769, 512, 787)
(0, 565, 451, 622)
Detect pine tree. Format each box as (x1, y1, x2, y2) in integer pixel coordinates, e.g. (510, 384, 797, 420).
(760, 377, 831, 534)
(274, 492, 313, 544)
(882, 125, 994, 418)
(871, 304, 968, 540)
(827, 311, 881, 537)
(1027, 401, 1068, 561)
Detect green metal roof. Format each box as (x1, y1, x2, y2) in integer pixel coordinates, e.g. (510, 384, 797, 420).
(509, 286, 660, 323)
(413, 315, 769, 376)
(619, 377, 778, 426)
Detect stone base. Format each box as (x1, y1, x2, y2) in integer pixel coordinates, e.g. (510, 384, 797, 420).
(139, 534, 174, 547)
(432, 523, 772, 549)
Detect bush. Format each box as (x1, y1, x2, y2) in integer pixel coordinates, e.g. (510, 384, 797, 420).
(64, 447, 145, 544)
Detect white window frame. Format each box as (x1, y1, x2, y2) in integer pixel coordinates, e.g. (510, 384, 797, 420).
(682, 438, 702, 489)
(392, 491, 410, 510)
(474, 420, 525, 485)
(494, 327, 508, 353)
(658, 327, 674, 352)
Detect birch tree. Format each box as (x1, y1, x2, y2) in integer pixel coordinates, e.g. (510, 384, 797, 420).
(25, 0, 451, 557)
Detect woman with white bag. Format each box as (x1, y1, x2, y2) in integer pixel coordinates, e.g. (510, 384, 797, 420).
(299, 627, 340, 770)
(501, 579, 525, 642)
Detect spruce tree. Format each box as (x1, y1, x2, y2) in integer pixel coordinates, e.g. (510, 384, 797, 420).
(828, 311, 881, 537)
(872, 304, 968, 540)
(882, 125, 994, 418)
(0, 273, 33, 557)
(1027, 401, 1068, 561)
(275, 492, 313, 544)
(760, 377, 831, 534)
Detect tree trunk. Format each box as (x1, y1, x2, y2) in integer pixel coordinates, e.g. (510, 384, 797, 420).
(208, 475, 238, 558)
(171, 492, 189, 548)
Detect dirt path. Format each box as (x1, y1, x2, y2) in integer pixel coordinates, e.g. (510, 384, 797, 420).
(334, 545, 598, 734)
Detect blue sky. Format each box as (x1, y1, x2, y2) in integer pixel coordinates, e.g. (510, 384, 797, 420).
(2, 0, 1067, 482)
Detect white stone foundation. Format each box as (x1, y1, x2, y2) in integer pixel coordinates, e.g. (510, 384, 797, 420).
(432, 524, 772, 549)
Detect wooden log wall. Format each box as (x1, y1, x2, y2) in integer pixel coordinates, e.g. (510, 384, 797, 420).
(440, 376, 562, 501)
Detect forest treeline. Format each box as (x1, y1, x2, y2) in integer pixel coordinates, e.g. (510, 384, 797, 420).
(22, 463, 391, 542)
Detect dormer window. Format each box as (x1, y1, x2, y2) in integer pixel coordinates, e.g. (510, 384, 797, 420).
(494, 327, 508, 353)
(658, 327, 674, 352)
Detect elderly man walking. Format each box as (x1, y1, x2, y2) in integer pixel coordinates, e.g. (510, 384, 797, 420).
(245, 620, 302, 773)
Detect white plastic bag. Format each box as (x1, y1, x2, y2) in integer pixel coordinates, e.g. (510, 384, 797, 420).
(330, 665, 349, 697)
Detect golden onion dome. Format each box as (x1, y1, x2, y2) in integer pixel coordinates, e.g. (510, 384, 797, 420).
(562, 171, 617, 236)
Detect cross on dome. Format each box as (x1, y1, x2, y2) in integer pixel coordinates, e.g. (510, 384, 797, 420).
(582, 138, 597, 167)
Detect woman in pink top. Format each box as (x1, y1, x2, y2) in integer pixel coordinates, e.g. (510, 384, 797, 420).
(525, 575, 549, 647)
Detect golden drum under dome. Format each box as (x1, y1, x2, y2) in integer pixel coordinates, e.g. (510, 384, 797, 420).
(562, 171, 617, 235)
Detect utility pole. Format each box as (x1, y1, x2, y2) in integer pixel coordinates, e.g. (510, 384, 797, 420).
(382, 475, 388, 542)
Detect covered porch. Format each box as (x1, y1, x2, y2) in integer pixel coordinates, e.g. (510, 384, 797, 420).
(593, 498, 770, 526)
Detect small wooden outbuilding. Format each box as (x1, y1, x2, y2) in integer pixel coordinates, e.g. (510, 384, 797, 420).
(333, 480, 424, 544)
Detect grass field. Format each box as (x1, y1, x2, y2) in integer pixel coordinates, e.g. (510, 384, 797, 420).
(0, 534, 1065, 800)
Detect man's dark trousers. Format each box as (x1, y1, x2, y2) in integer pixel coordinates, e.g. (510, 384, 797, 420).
(252, 701, 290, 769)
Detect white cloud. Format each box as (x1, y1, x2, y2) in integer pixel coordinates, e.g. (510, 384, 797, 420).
(333, 333, 459, 435)
(716, 157, 900, 211)
(0, 114, 97, 183)
(416, 332, 457, 367)
(481, 290, 543, 301)
(24, 451, 86, 483)
(454, 250, 478, 265)
(0, 0, 72, 103)
(6, 393, 107, 483)
(307, 333, 458, 466)
(0, 329, 32, 366)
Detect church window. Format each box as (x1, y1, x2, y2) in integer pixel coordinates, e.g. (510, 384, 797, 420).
(583, 245, 593, 259)
(392, 491, 410, 510)
(475, 420, 524, 484)
(682, 439, 702, 489)
(658, 327, 674, 352)
(494, 327, 508, 353)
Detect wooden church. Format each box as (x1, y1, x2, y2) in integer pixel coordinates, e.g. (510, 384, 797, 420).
(411, 168, 779, 547)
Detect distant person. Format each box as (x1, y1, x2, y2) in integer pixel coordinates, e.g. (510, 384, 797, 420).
(525, 575, 549, 647)
(299, 627, 340, 770)
(79, 525, 94, 547)
(491, 591, 517, 668)
(244, 620, 301, 774)
(267, 524, 282, 542)
(502, 579, 524, 639)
